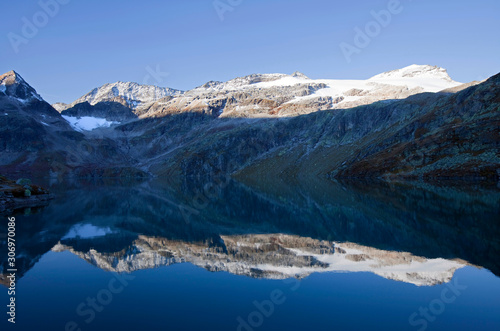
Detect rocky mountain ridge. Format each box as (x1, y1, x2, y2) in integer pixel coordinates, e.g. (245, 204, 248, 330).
(0, 66, 498, 181)
(55, 64, 462, 121)
(54, 81, 183, 115)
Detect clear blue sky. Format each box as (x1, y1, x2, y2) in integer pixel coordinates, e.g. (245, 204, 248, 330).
(1, 0, 499, 104)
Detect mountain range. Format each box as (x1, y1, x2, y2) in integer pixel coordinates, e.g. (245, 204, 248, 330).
(53, 64, 463, 120)
(0, 65, 498, 181)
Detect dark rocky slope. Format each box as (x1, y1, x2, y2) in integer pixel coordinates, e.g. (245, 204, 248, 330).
(233, 74, 500, 181)
(0, 71, 147, 178)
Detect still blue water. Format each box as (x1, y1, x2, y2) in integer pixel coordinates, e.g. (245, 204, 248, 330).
(1, 178, 499, 330)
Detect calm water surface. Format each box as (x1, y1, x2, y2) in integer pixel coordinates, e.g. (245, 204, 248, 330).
(1, 178, 499, 331)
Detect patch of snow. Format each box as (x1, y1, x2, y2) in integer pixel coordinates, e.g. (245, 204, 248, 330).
(282, 74, 461, 106)
(41, 121, 49, 126)
(249, 76, 311, 89)
(62, 115, 118, 132)
(16, 97, 29, 104)
(62, 224, 114, 239)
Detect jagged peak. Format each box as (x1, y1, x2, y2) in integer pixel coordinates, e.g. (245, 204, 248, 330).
(1, 70, 27, 86)
(196, 80, 224, 89)
(0, 70, 43, 102)
(232, 73, 287, 84)
(291, 71, 310, 79)
(95, 80, 182, 92)
(66, 80, 183, 111)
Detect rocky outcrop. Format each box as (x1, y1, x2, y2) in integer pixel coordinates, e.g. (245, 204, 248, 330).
(61, 101, 138, 122)
(0, 176, 54, 214)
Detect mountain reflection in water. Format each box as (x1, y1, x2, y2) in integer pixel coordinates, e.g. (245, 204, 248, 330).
(1, 177, 499, 287)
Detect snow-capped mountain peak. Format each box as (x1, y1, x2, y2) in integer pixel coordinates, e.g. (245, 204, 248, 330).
(369, 64, 453, 82)
(291, 71, 310, 79)
(61, 81, 184, 112)
(0, 70, 43, 102)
